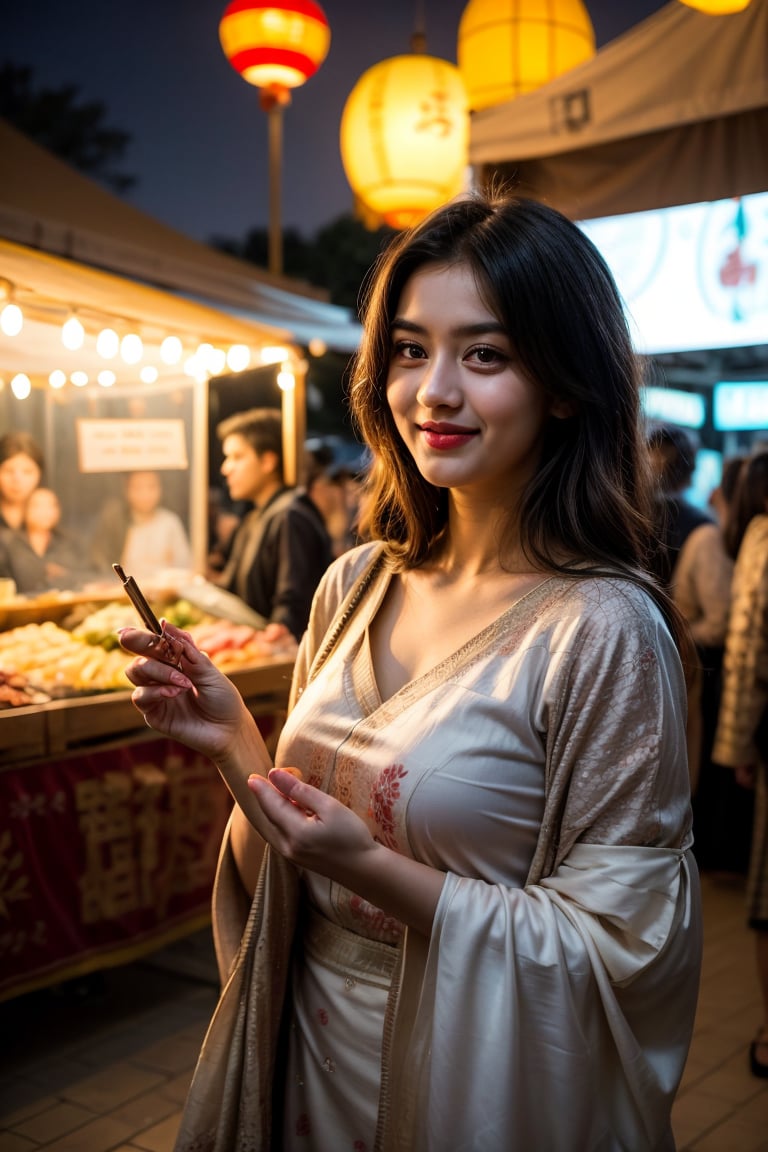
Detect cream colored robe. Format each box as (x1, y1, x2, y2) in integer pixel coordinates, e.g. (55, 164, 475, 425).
(177, 543, 702, 1152)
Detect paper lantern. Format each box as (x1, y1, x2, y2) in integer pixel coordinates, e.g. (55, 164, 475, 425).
(677, 0, 751, 11)
(340, 54, 469, 230)
(219, 0, 330, 95)
(457, 0, 596, 112)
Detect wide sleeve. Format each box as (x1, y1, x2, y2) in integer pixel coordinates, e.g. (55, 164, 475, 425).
(386, 583, 701, 1152)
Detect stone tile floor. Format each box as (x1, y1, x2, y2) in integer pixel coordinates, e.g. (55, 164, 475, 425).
(0, 871, 766, 1150)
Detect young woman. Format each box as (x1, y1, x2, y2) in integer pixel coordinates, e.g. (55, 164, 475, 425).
(0, 487, 83, 592)
(119, 192, 701, 1151)
(0, 431, 44, 531)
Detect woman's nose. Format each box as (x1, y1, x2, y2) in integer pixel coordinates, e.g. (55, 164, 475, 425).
(416, 355, 461, 409)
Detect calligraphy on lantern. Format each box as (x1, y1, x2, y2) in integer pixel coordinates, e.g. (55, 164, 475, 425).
(76, 418, 189, 472)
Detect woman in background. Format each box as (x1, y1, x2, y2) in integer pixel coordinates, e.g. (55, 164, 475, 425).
(0, 487, 83, 593)
(0, 431, 44, 531)
(679, 454, 754, 874)
(90, 470, 192, 580)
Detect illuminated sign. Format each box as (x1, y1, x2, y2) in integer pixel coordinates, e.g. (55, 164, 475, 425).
(713, 382, 768, 431)
(579, 192, 768, 355)
(641, 386, 706, 429)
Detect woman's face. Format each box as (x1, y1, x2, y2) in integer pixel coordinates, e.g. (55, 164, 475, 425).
(126, 471, 162, 515)
(385, 261, 557, 504)
(26, 488, 60, 531)
(0, 452, 42, 506)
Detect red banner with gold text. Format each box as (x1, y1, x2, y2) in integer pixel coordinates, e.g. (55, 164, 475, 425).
(0, 736, 234, 1001)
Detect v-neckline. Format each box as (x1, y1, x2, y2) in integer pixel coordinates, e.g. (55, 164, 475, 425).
(353, 570, 563, 714)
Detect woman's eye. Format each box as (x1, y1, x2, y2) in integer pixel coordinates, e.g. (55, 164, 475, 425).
(466, 345, 507, 366)
(392, 340, 426, 361)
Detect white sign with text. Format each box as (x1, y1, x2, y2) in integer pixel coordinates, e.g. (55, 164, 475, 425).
(76, 419, 188, 472)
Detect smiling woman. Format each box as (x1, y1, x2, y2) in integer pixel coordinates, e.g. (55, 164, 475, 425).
(117, 189, 701, 1152)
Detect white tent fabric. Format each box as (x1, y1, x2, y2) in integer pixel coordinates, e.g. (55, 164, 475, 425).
(0, 118, 362, 352)
(469, 0, 768, 221)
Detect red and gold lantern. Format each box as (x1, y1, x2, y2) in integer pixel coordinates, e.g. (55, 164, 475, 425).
(219, 0, 330, 104)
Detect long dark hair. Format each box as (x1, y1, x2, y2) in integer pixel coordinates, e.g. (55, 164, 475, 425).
(724, 447, 768, 560)
(349, 190, 688, 653)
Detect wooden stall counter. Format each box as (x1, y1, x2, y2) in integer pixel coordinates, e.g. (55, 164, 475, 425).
(0, 657, 294, 1003)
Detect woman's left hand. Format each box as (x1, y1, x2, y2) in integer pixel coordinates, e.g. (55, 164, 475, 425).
(247, 768, 377, 884)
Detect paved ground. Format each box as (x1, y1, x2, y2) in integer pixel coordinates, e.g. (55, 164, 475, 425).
(0, 872, 766, 1151)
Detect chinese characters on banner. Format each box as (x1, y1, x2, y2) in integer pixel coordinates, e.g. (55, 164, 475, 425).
(0, 734, 244, 1001)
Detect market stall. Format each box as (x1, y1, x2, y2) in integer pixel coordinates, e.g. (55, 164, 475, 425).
(0, 580, 298, 1002)
(0, 119, 359, 1000)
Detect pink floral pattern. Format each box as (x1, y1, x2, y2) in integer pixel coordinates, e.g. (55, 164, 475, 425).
(369, 763, 407, 850)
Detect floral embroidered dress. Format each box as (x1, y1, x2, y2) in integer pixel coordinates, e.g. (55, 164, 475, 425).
(178, 542, 702, 1152)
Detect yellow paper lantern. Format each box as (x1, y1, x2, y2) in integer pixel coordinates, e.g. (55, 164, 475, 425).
(340, 53, 469, 230)
(677, 0, 751, 11)
(457, 0, 596, 111)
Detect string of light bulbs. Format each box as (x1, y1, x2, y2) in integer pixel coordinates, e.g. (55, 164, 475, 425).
(0, 277, 296, 400)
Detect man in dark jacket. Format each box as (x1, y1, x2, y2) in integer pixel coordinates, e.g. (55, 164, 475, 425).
(216, 407, 332, 642)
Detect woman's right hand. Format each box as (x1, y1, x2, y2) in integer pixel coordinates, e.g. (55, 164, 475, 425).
(118, 621, 249, 763)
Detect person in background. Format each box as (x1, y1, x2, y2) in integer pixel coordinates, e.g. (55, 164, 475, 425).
(646, 422, 714, 796)
(712, 447, 768, 1080)
(0, 431, 44, 531)
(680, 454, 754, 873)
(90, 470, 192, 581)
(647, 422, 713, 588)
(0, 487, 84, 593)
(304, 443, 358, 558)
(214, 408, 332, 642)
(118, 191, 701, 1151)
(206, 484, 245, 578)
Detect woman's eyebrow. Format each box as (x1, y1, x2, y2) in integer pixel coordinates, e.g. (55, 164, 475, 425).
(391, 318, 507, 337)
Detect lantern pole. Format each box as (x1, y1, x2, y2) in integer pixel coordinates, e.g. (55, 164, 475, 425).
(219, 1, 331, 278)
(261, 86, 291, 277)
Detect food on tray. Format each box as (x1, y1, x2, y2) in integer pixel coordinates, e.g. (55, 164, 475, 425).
(0, 602, 298, 697)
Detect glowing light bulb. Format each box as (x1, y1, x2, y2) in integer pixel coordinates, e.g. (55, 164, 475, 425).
(1, 303, 23, 336)
(98, 370, 116, 387)
(96, 327, 119, 358)
(49, 369, 67, 389)
(160, 335, 183, 365)
(227, 344, 251, 372)
(140, 365, 159, 384)
(62, 315, 85, 350)
(120, 333, 143, 364)
(11, 373, 32, 399)
(308, 337, 327, 357)
(261, 345, 291, 365)
(71, 371, 89, 387)
(277, 368, 295, 391)
(208, 347, 226, 375)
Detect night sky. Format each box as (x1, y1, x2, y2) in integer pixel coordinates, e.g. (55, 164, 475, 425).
(4, 0, 668, 245)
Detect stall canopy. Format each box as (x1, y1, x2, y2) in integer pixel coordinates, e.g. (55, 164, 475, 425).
(0, 117, 362, 354)
(469, 0, 768, 222)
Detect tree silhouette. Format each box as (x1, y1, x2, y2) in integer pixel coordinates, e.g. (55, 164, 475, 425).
(0, 62, 136, 194)
(212, 214, 395, 310)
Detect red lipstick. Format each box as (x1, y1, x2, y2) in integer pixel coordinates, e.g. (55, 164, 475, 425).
(419, 422, 479, 451)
